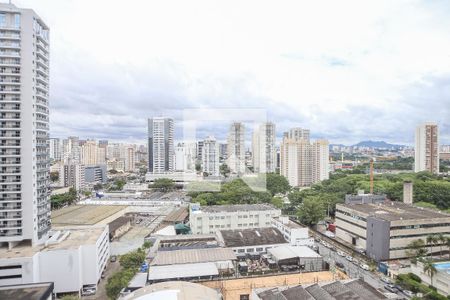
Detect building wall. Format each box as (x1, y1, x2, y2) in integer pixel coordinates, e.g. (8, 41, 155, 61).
(271, 217, 313, 246)
(227, 122, 246, 174)
(366, 217, 390, 261)
(231, 243, 288, 255)
(190, 207, 281, 235)
(415, 123, 439, 173)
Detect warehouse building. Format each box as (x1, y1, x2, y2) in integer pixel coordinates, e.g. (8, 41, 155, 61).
(335, 198, 450, 261)
(0, 282, 54, 300)
(253, 279, 387, 300)
(189, 203, 281, 234)
(267, 245, 323, 272)
(217, 227, 288, 254)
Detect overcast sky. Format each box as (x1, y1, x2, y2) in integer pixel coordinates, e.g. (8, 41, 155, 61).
(15, 0, 450, 145)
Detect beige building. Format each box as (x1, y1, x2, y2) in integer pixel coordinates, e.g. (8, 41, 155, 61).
(280, 129, 329, 187)
(80, 140, 98, 166)
(335, 199, 450, 261)
(415, 122, 439, 173)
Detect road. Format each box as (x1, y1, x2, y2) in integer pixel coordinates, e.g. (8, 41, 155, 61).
(316, 241, 411, 299)
(82, 260, 121, 300)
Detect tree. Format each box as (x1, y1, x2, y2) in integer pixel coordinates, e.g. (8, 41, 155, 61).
(143, 241, 152, 249)
(423, 259, 437, 287)
(297, 196, 325, 226)
(93, 183, 103, 191)
(61, 295, 79, 300)
(108, 169, 118, 174)
(151, 178, 175, 192)
(219, 163, 231, 178)
(270, 196, 284, 209)
(50, 171, 59, 182)
(447, 237, 450, 260)
(436, 233, 445, 258)
(406, 239, 428, 261)
(106, 268, 135, 299)
(426, 234, 438, 258)
(266, 173, 291, 196)
(119, 248, 146, 269)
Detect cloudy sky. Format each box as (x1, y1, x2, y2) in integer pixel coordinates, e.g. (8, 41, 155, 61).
(16, 0, 450, 145)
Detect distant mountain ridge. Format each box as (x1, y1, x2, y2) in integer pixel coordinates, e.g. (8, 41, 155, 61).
(352, 140, 405, 149)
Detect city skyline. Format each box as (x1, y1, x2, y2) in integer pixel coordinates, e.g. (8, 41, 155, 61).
(11, 0, 450, 145)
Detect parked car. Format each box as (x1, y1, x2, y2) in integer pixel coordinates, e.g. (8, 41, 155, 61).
(345, 255, 353, 262)
(403, 290, 414, 298)
(335, 262, 345, 269)
(337, 250, 346, 257)
(384, 284, 398, 293)
(381, 277, 392, 284)
(359, 264, 370, 271)
(110, 255, 117, 262)
(81, 290, 96, 296)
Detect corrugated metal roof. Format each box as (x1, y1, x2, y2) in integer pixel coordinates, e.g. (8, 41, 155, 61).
(268, 246, 322, 261)
(148, 262, 219, 281)
(150, 247, 236, 266)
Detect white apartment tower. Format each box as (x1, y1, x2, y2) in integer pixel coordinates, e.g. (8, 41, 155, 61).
(80, 140, 98, 166)
(252, 122, 276, 173)
(49, 137, 61, 161)
(148, 117, 174, 173)
(202, 136, 219, 176)
(0, 3, 50, 246)
(124, 146, 135, 172)
(227, 122, 245, 174)
(312, 139, 330, 182)
(415, 122, 439, 174)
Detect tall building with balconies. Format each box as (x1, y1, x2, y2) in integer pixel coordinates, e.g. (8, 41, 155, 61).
(227, 122, 246, 174)
(202, 136, 219, 176)
(415, 122, 439, 174)
(0, 3, 50, 247)
(252, 122, 276, 173)
(148, 117, 174, 174)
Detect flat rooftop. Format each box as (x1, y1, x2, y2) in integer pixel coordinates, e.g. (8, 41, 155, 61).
(0, 282, 54, 300)
(0, 227, 106, 259)
(338, 201, 450, 221)
(150, 247, 236, 266)
(201, 204, 277, 213)
(218, 228, 287, 247)
(52, 205, 127, 226)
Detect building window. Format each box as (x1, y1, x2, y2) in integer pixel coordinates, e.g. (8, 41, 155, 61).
(14, 14, 20, 28)
(240, 295, 250, 300)
(246, 248, 254, 252)
(256, 247, 263, 252)
(237, 249, 245, 253)
(0, 14, 5, 27)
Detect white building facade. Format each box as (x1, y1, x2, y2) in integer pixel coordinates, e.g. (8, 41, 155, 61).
(415, 122, 439, 173)
(271, 216, 314, 246)
(227, 122, 246, 174)
(0, 3, 50, 247)
(189, 204, 281, 235)
(202, 136, 219, 176)
(252, 122, 276, 173)
(148, 117, 174, 174)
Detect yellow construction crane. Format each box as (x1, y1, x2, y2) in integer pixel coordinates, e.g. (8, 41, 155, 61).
(369, 159, 374, 194)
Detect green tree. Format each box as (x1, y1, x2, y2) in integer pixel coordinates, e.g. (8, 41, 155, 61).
(423, 259, 437, 287)
(266, 173, 291, 195)
(50, 171, 59, 182)
(106, 268, 135, 299)
(151, 178, 175, 192)
(436, 233, 445, 258)
(297, 196, 325, 226)
(406, 239, 428, 262)
(93, 183, 103, 191)
(61, 295, 79, 300)
(427, 234, 438, 258)
(270, 196, 284, 209)
(219, 163, 231, 178)
(119, 248, 146, 269)
(108, 169, 118, 174)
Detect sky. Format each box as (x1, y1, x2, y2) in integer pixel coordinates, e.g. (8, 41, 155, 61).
(14, 0, 450, 145)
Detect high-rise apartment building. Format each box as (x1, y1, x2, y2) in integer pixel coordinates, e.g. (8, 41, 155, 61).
(124, 146, 135, 172)
(148, 117, 174, 173)
(252, 122, 276, 173)
(280, 128, 329, 187)
(312, 139, 330, 182)
(415, 122, 439, 174)
(80, 140, 98, 166)
(0, 3, 50, 246)
(227, 122, 246, 174)
(49, 137, 62, 161)
(202, 136, 219, 176)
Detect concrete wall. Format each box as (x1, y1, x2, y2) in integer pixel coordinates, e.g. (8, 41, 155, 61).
(366, 217, 390, 261)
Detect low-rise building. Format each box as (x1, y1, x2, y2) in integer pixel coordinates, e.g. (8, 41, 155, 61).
(217, 227, 288, 254)
(271, 216, 314, 246)
(335, 200, 450, 261)
(267, 245, 323, 272)
(0, 226, 109, 295)
(108, 216, 132, 241)
(0, 282, 54, 300)
(189, 203, 281, 234)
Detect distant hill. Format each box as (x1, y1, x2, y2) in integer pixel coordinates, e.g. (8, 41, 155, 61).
(352, 140, 404, 149)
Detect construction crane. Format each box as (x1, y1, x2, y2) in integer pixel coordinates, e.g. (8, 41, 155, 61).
(369, 159, 374, 194)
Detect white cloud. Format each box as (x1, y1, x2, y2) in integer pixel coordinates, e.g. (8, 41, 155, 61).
(15, 0, 450, 144)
